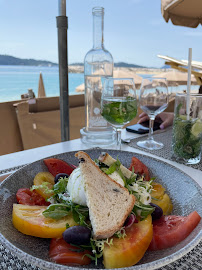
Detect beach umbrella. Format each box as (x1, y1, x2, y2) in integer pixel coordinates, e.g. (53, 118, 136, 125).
(37, 72, 46, 98)
(75, 77, 100, 93)
(75, 69, 143, 93)
(76, 83, 85, 93)
(113, 69, 142, 89)
(160, 1, 202, 94)
(161, 0, 202, 28)
(153, 70, 198, 86)
(57, 0, 69, 141)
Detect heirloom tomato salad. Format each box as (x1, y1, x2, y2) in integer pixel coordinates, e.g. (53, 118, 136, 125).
(12, 152, 201, 269)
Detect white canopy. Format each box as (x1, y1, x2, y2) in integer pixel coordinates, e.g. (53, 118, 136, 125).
(158, 55, 202, 85)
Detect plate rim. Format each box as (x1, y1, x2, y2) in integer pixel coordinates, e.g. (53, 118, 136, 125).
(0, 148, 202, 270)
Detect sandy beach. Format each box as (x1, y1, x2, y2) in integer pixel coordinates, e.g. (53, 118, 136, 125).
(68, 65, 169, 74)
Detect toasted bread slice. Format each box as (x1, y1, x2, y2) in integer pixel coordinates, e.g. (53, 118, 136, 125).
(75, 151, 135, 240)
(98, 152, 135, 179)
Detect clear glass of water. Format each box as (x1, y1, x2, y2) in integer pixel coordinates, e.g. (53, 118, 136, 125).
(101, 78, 137, 150)
(137, 78, 169, 150)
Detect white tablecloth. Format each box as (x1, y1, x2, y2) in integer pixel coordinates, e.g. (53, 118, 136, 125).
(0, 133, 201, 188)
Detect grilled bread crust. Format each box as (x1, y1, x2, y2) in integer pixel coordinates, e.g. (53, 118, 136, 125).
(75, 151, 135, 239)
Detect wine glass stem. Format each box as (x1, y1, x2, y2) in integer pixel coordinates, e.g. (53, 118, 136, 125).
(116, 128, 122, 150)
(148, 117, 155, 141)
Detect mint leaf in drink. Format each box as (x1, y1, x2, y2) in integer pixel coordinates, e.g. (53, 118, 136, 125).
(102, 97, 137, 125)
(172, 116, 201, 160)
(176, 103, 182, 117)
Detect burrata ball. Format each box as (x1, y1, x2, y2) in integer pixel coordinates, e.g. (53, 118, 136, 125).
(67, 167, 87, 206)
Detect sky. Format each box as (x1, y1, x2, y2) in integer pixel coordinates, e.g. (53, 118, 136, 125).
(0, 0, 202, 68)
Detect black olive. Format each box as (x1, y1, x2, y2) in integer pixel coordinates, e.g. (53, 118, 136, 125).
(62, 226, 91, 245)
(54, 173, 69, 183)
(150, 203, 163, 220)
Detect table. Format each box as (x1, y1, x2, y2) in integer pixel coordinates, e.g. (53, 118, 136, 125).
(0, 132, 201, 270)
(0, 131, 201, 188)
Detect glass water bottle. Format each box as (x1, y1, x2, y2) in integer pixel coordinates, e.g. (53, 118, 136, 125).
(80, 7, 116, 146)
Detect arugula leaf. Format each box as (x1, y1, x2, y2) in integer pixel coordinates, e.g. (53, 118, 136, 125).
(45, 174, 90, 226)
(72, 208, 88, 226)
(105, 158, 128, 186)
(42, 201, 90, 227)
(43, 204, 71, 220)
(133, 202, 154, 220)
(54, 176, 69, 194)
(104, 162, 117, 175)
(126, 168, 137, 185)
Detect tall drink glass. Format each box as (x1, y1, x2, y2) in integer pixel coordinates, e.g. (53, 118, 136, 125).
(172, 93, 202, 164)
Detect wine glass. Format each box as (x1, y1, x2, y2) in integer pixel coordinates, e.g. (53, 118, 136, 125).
(101, 78, 137, 150)
(137, 77, 169, 150)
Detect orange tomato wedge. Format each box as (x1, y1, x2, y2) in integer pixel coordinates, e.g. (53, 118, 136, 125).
(103, 215, 153, 269)
(12, 204, 77, 238)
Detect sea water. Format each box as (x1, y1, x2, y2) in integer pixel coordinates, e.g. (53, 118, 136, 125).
(0, 65, 84, 102)
(0, 66, 200, 103)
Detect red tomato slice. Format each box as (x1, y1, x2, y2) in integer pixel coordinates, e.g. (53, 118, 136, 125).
(44, 158, 76, 177)
(129, 157, 150, 181)
(149, 211, 201, 251)
(16, 188, 50, 206)
(49, 238, 91, 266)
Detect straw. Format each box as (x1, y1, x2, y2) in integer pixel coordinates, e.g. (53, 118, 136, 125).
(186, 48, 192, 120)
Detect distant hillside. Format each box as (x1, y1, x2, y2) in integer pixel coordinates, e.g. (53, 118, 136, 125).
(70, 62, 84, 66)
(0, 55, 58, 67)
(70, 62, 146, 68)
(0, 54, 148, 68)
(114, 62, 146, 68)
(161, 64, 171, 69)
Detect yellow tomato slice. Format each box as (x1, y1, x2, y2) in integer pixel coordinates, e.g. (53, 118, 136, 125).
(151, 182, 173, 215)
(152, 193, 173, 215)
(33, 172, 55, 199)
(103, 215, 153, 269)
(12, 204, 77, 238)
(151, 182, 165, 199)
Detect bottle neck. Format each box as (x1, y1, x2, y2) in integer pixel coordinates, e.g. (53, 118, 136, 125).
(93, 9, 104, 49)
